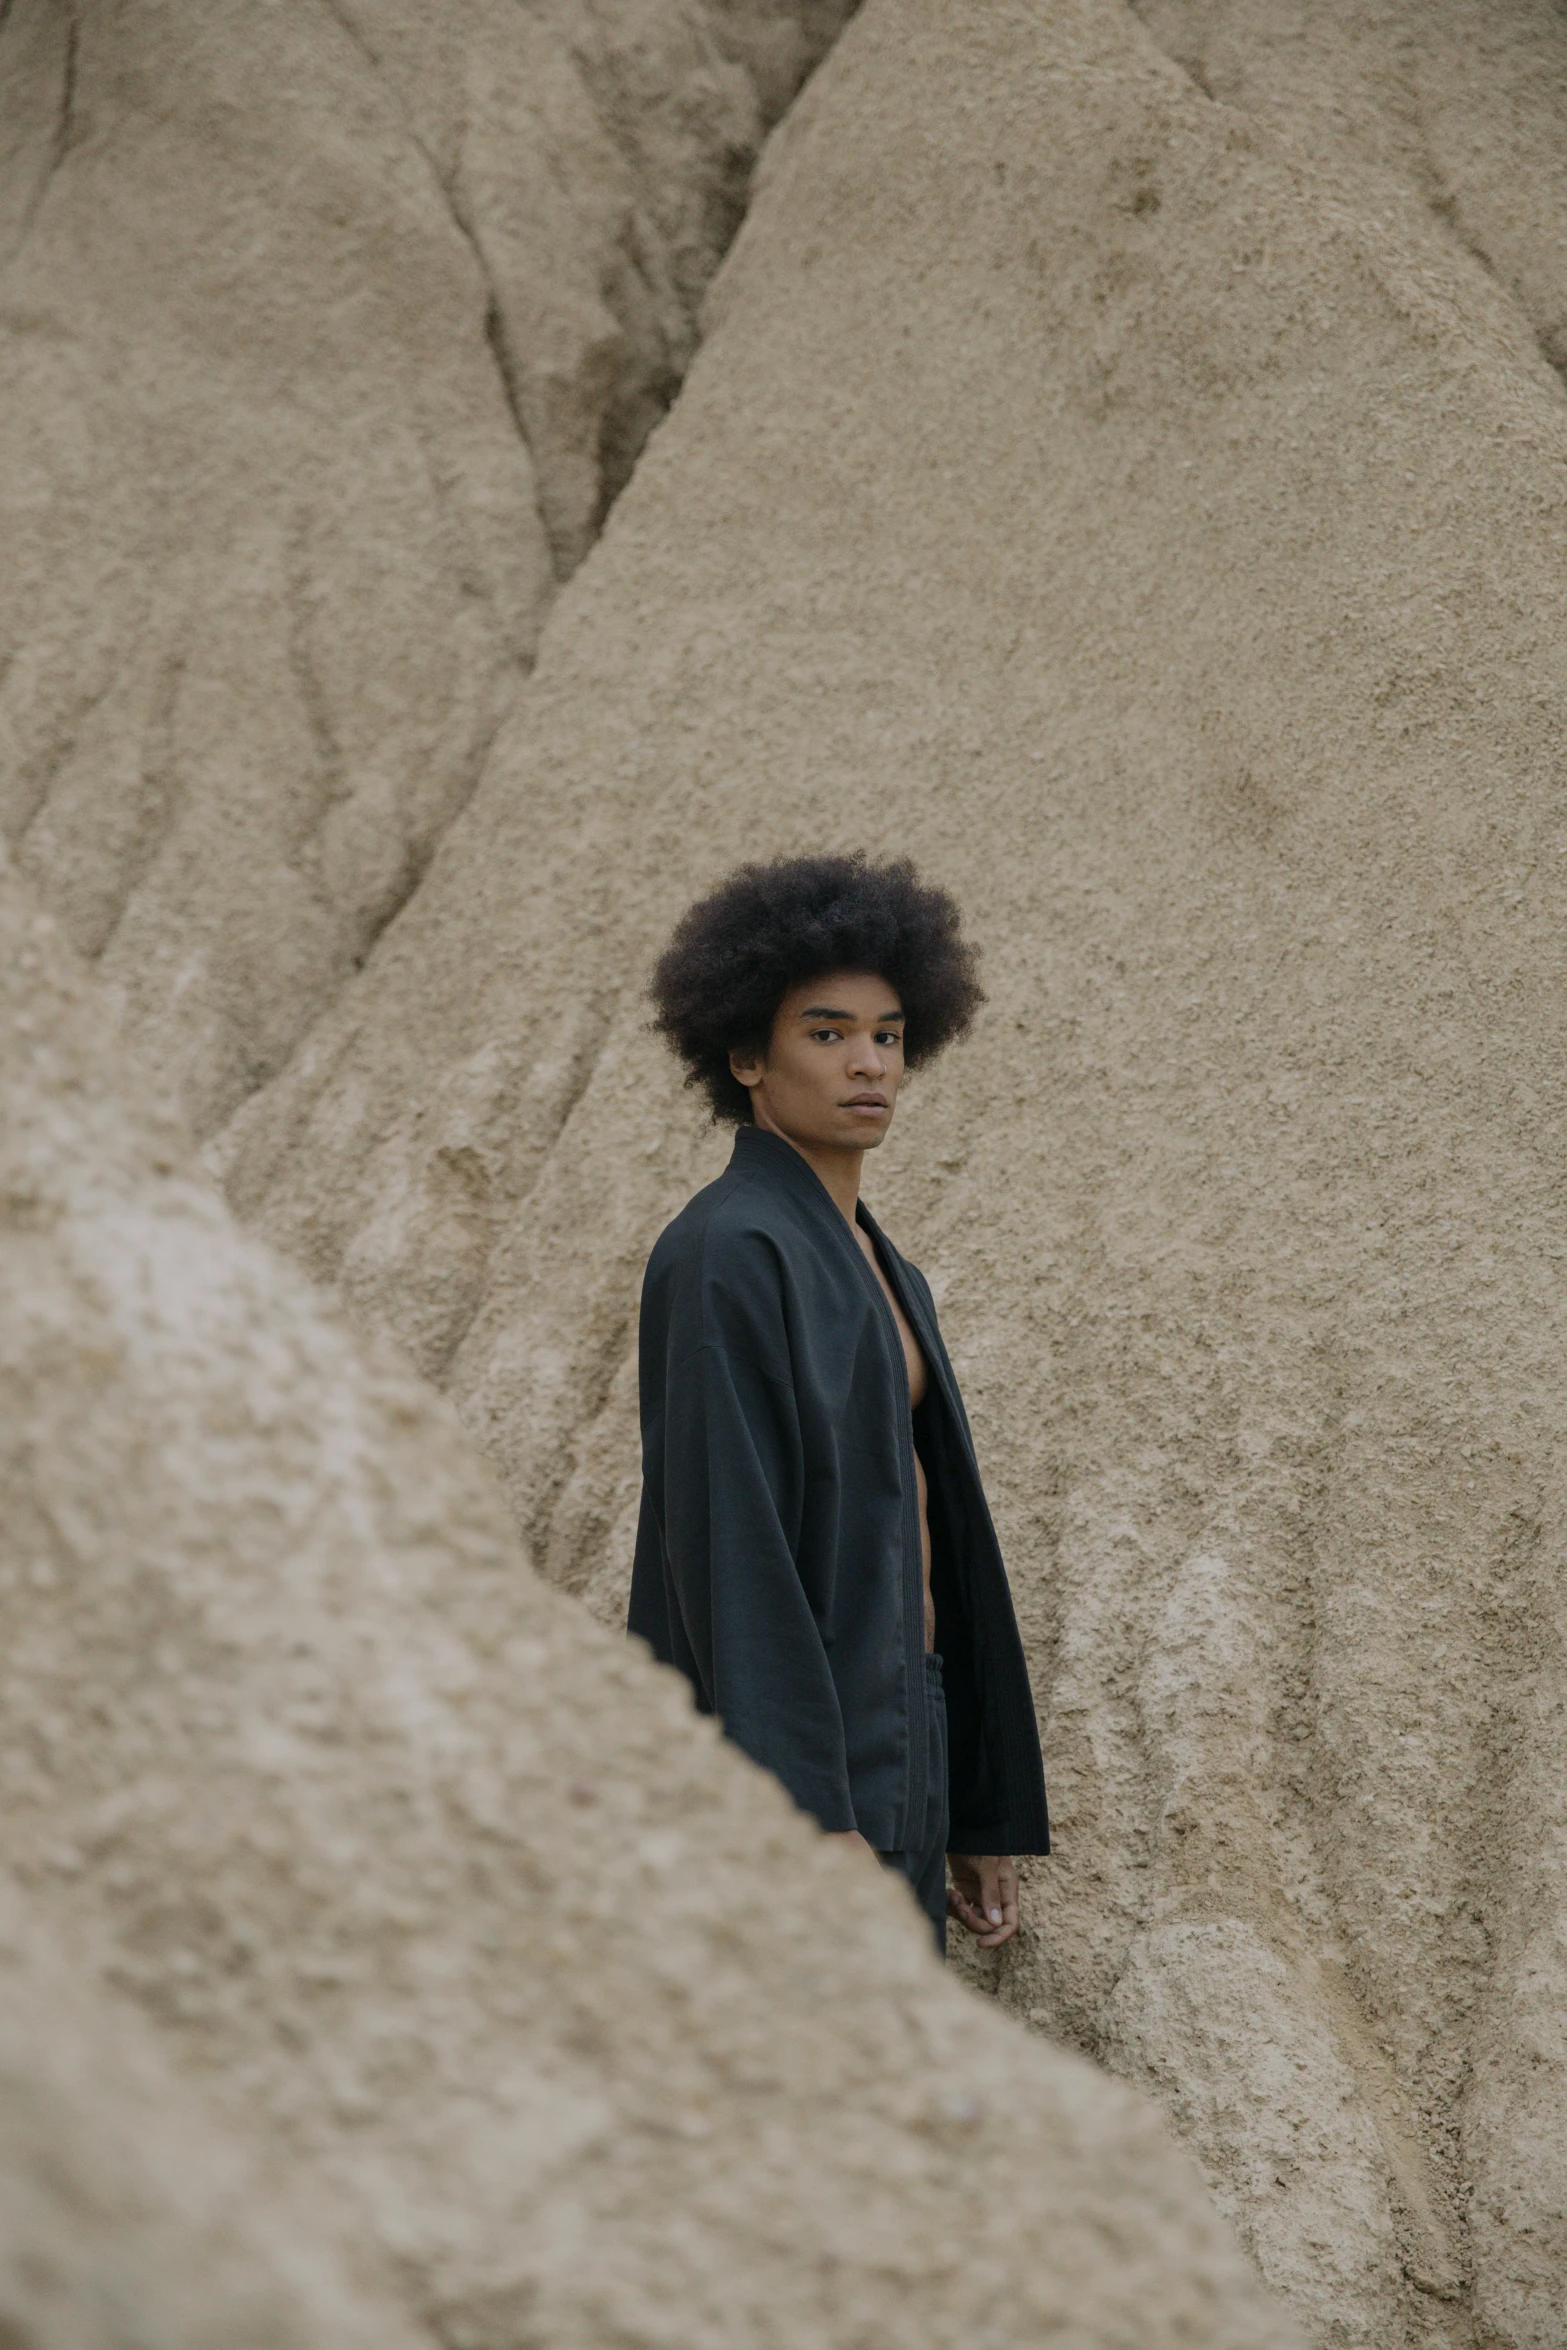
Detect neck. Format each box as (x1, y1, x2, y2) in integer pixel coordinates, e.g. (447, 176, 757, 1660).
(751, 1112, 864, 1226)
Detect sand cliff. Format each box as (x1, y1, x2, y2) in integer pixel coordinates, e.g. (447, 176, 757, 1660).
(0, 0, 851, 1132)
(6, 0, 1567, 2340)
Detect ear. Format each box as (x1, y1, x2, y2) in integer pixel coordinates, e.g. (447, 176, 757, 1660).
(729, 1045, 764, 1089)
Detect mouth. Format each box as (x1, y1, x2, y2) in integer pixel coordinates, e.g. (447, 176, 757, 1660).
(842, 1096, 890, 1112)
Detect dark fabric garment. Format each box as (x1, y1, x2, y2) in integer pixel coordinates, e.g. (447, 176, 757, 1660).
(879, 1651, 951, 1954)
(628, 1125, 1049, 1856)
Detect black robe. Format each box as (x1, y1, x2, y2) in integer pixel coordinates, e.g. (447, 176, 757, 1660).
(628, 1125, 1050, 1857)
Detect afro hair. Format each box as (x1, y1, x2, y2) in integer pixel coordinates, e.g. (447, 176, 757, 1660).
(648, 852, 985, 1125)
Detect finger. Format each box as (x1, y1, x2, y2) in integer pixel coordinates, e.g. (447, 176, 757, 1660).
(975, 1899, 1018, 1947)
(947, 1886, 989, 1936)
(978, 1860, 1005, 1932)
(974, 1919, 1016, 1947)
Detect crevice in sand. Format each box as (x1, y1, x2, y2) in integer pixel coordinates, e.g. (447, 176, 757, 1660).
(51, 5, 76, 170)
(92, 650, 190, 960)
(308, 0, 856, 598)
(284, 536, 348, 826)
(310, 0, 567, 583)
(208, 11, 856, 1138)
(480, 296, 533, 464)
(1421, 177, 1567, 396)
(0, 0, 77, 272)
(10, 652, 130, 863)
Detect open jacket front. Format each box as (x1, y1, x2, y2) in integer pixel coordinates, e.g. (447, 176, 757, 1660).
(629, 1126, 1049, 1857)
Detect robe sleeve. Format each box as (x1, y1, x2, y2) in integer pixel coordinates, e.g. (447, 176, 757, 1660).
(654, 1270, 857, 1833)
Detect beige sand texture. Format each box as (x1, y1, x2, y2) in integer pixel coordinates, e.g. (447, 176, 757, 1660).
(1131, 0, 1567, 372)
(0, 1891, 423, 2350)
(0, 850, 1291, 2349)
(223, 1, 1567, 2342)
(0, 0, 849, 1137)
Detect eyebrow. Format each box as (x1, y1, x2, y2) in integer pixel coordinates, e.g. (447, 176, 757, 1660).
(796, 1004, 905, 1023)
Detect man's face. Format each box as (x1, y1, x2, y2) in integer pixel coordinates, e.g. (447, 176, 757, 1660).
(730, 969, 906, 1153)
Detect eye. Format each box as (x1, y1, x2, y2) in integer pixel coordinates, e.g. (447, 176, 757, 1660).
(810, 1027, 844, 1043)
(876, 1030, 904, 1047)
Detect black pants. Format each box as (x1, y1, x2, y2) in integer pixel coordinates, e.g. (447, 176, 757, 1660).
(879, 1651, 950, 1955)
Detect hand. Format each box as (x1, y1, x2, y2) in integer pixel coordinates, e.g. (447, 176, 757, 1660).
(825, 1828, 876, 1859)
(947, 1853, 1019, 1947)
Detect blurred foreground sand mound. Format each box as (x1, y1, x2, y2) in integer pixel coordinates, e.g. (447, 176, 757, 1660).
(1, 853, 1289, 2346)
(0, 1894, 422, 2350)
(221, 1, 1567, 2343)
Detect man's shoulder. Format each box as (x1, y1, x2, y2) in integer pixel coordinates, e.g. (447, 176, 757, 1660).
(647, 1163, 795, 1287)
(642, 1169, 810, 1368)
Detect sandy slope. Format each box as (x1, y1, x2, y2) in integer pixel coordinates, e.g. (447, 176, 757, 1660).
(0, 850, 1290, 2346)
(225, 1, 1567, 2342)
(0, 1894, 422, 2350)
(0, 0, 850, 1134)
(1132, 0, 1567, 373)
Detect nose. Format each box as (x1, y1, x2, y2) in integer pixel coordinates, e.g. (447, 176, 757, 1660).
(847, 1032, 886, 1080)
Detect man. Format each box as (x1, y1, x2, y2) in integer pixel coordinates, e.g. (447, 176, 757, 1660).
(629, 852, 1048, 1952)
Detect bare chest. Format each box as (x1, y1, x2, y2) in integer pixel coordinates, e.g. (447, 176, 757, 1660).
(855, 1229, 928, 1409)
